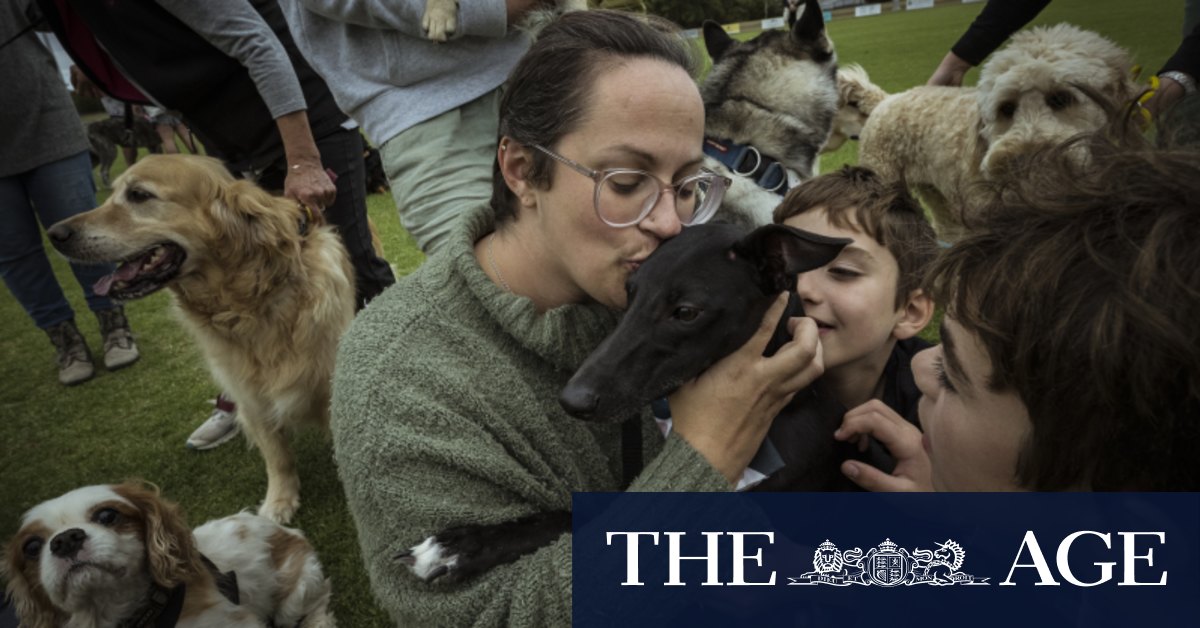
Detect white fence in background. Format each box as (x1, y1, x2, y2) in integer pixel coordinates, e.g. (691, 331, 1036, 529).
(906, 0, 935, 10)
(855, 3, 883, 17)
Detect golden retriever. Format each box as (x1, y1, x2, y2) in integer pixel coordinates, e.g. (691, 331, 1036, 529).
(47, 154, 356, 524)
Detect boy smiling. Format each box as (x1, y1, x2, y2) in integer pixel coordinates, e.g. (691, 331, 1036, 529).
(774, 166, 938, 424)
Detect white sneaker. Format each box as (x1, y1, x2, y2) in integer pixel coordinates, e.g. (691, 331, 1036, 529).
(186, 395, 240, 450)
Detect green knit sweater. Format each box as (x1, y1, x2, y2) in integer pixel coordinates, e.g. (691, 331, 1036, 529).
(331, 205, 730, 627)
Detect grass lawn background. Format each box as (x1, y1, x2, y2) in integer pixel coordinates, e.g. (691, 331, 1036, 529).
(0, 1, 1181, 624)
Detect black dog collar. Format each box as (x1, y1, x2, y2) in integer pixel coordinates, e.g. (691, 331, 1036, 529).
(116, 582, 184, 628)
(116, 554, 239, 628)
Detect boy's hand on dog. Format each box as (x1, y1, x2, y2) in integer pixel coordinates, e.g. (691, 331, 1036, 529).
(670, 293, 824, 486)
(284, 161, 336, 217)
(834, 400, 933, 491)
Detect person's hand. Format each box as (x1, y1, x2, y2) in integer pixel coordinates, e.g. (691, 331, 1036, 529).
(283, 160, 336, 217)
(670, 293, 824, 485)
(1141, 74, 1188, 119)
(69, 65, 103, 100)
(834, 400, 933, 491)
(926, 51, 973, 87)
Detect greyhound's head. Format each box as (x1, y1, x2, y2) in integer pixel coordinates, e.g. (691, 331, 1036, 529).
(560, 223, 849, 422)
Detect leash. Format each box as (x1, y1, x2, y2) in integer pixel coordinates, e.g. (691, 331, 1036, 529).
(621, 416, 643, 489)
(703, 137, 791, 195)
(0, 17, 45, 54)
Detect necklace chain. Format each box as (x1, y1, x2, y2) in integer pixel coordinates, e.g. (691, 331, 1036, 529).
(486, 233, 512, 293)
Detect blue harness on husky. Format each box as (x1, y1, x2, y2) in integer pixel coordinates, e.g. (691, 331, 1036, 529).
(703, 137, 791, 195)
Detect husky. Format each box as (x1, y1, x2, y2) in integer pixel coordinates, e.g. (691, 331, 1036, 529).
(701, 0, 839, 227)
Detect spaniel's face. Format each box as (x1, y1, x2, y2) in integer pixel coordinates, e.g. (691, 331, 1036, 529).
(4, 484, 198, 628)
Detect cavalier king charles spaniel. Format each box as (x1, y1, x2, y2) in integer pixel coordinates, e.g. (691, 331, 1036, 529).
(3, 482, 335, 628)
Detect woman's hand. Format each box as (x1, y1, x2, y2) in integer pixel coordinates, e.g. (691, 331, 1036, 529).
(283, 160, 336, 216)
(926, 51, 973, 87)
(835, 400, 933, 491)
(669, 293, 824, 485)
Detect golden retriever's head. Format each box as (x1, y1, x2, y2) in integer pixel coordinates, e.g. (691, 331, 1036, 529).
(47, 154, 315, 300)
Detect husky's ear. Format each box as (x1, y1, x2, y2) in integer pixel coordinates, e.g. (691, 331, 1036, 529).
(793, 0, 829, 47)
(732, 224, 849, 294)
(703, 20, 734, 62)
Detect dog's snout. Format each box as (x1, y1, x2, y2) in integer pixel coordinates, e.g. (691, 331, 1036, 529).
(47, 223, 74, 243)
(50, 528, 87, 558)
(559, 383, 599, 419)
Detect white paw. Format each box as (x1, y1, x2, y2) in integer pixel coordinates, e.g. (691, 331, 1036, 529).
(398, 536, 459, 581)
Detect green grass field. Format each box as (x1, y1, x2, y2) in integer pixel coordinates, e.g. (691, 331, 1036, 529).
(0, 1, 1182, 624)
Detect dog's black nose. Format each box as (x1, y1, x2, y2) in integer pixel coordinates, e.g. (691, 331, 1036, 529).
(559, 384, 599, 418)
(50, 528, 87, 558)
(46, 223, 73, 243)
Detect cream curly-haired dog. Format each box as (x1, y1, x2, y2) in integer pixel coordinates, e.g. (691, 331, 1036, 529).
(859, 24, 1138, 241)
(822, 64, 889, 153)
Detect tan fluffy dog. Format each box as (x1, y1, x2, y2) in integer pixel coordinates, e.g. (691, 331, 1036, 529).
(822, 63, 889, 153)
(47, 155, 356, 524)
(859, 24, 1137, 241)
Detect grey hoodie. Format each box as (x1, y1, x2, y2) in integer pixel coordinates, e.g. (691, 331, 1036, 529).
(277, 0, 529, 146)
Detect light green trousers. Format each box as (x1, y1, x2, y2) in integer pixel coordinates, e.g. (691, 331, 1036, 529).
(381, 89, 501, 254)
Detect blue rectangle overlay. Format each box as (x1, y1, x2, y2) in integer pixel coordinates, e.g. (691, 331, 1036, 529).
(572, 493, 1199, 627)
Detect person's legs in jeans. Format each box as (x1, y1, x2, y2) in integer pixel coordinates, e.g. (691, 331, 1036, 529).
(0, 151, 135, 383)
(382, 89, 500, 255)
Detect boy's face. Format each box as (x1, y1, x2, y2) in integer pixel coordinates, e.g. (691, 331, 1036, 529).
(784, 209, 904, 374)
(912, 317, 1031, 491)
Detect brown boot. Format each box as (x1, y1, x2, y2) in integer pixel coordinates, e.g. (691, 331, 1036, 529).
(96, 305, 140, 370)
(45, 319, 95, 386)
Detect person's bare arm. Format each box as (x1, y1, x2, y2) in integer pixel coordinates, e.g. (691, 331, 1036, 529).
(276, 111, 336, 210)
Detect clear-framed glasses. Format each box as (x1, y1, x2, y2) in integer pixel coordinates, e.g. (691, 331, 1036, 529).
(532, 144, 731, 228)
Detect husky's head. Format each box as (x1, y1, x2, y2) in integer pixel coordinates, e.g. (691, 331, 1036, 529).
(700, 0, 838, 175)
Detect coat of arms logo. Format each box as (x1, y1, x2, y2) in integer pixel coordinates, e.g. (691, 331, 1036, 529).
(788, 538, 989, 586)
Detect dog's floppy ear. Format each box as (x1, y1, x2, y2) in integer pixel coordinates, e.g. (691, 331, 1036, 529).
(703, 20, 734, 62)
(732, 224, 850, 294)
(112, 482, 202, 588)
(4, 538, 65, 628)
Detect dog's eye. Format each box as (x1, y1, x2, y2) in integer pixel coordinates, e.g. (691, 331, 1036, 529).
(1045, 90, 1075, 111)
(93, 507, 119, 526)
(672, 306, 700, 322)
(126, 188, 155, 203)
(22, 537, 43, 559)
(848, 100, 860, 109)
(998, 101, 1017, 118)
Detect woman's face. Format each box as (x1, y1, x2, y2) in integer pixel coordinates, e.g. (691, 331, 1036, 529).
(531, 58, 705, 309)
(912, 316, 1032, 491)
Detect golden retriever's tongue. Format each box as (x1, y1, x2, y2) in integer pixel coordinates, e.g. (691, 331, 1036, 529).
(92, 261, 141, 296)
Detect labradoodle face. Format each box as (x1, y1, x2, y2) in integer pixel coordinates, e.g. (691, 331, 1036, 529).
(976, 24, 1138, 178)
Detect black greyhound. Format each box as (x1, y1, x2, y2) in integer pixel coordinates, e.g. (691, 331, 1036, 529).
(400, 223, 891, 583)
